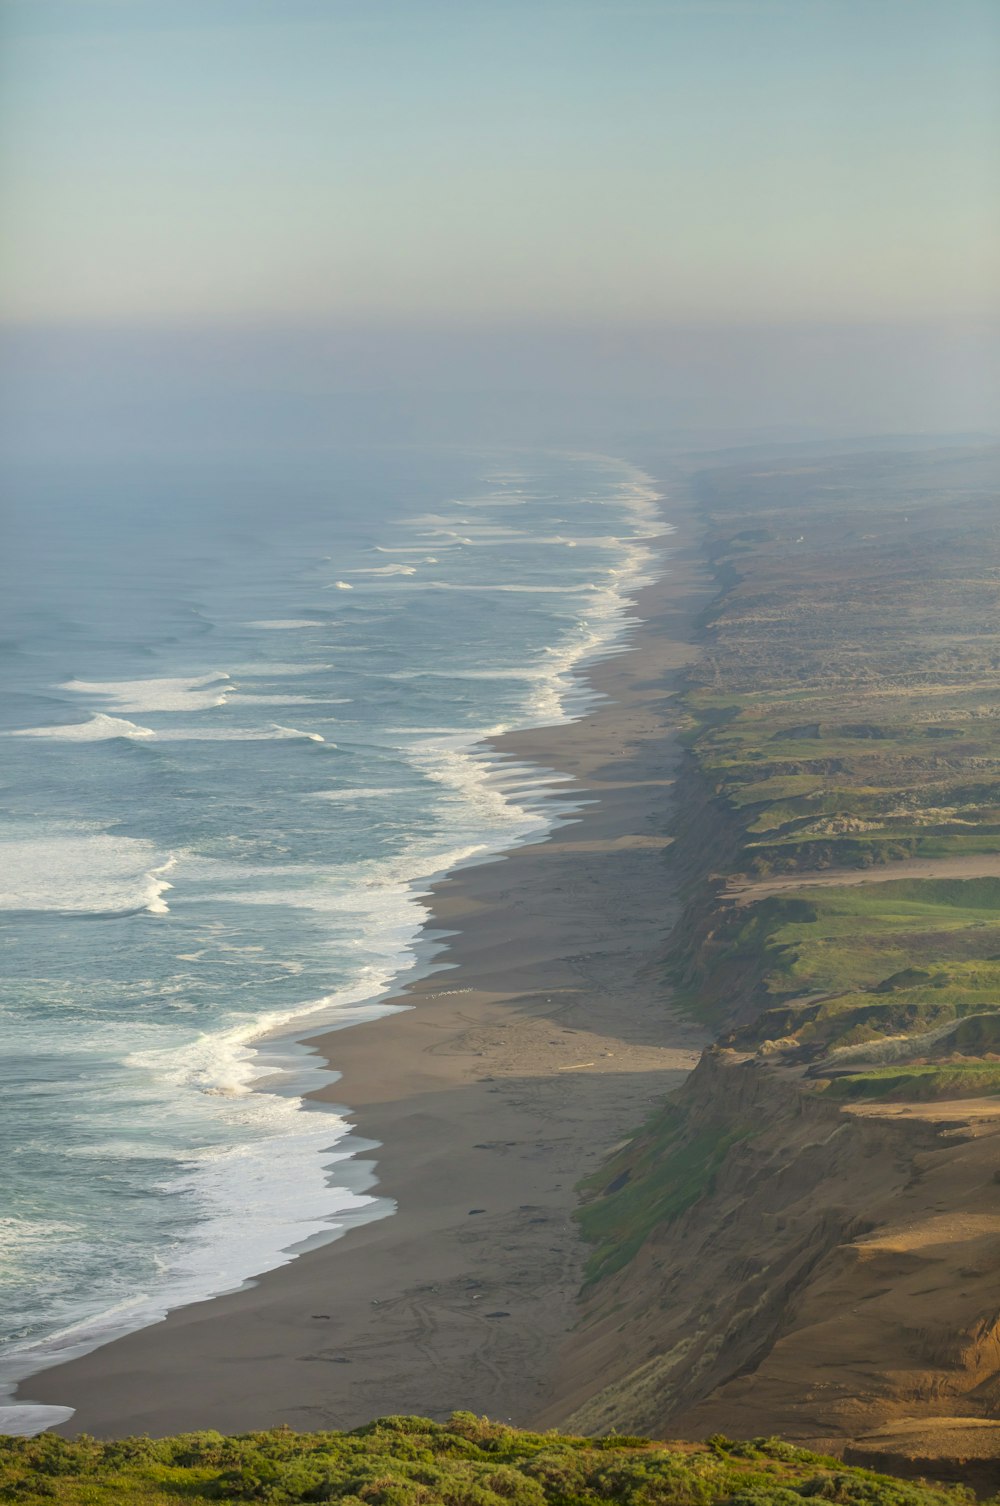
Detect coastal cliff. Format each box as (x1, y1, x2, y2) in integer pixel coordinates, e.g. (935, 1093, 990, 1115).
(559, 1047, 1000, 1456)
(551, 442, 1000, 1475)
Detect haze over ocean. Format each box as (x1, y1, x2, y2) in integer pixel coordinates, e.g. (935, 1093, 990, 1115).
(1, 0, 997, 437)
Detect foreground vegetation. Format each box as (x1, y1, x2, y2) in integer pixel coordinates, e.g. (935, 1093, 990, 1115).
(0, 1414, 978, 1505)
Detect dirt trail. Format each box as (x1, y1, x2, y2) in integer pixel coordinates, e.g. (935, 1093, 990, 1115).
(725, 852, 1000, 906)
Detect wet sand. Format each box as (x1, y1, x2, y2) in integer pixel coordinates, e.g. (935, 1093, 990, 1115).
(22, 485, 711, 1438)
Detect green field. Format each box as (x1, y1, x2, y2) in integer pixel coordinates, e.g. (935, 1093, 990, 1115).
(677, 877, 1000, 1098)
(683, 448, 1000, 884)
(670, 447, 1000, 1100)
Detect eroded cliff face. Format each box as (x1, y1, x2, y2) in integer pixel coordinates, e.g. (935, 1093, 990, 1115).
(547, 446, 1000, 1471)
(549, 1051, 1000, 1454)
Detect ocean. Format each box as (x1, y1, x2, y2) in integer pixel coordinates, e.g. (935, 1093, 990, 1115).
(0, 441, 657, 1429)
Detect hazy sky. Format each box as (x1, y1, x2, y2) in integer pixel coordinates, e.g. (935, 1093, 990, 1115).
(1, 0, 997, 327)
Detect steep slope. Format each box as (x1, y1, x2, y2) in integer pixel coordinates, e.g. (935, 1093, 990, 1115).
(550, 444, 1000, 1469)
(557, 1050, 1000, 1454)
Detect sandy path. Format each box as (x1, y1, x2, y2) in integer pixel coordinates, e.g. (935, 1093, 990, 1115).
(19, 489, 712, 1438)
(725, 852, 1000, 906)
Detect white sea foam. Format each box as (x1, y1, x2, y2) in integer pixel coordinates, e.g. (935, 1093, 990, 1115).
(141, 723, 330, 744)
(422, 523, 536, 541)
(0, 1096, 385, 1432)
(0, 922, 414, 1429)
(347, 564, 417, 577)
(125, 965, 402, 1099)
(332, 581, 353, 590)
(4, 713, 155, 741)
(225, 693, 332, 705)
(149, 725, 331, 743)
(0, 1405, 75, 1436)
(144, 857, 176, 916)
(402, 512, 472, 526)
(405, 731, 569, 840)
(228, 662, 331, 676)
(415, 463, 659, 730)
(0, 829, 175, 915)
(271, 724, 325, 743)
(385, 667, 548, 681)
(311, 786, 408, 801)
(244, 619, 328, 630)
(61, 673, 234, 713)
(0, 450, 666, 1431)
(423, 580, 600, 593)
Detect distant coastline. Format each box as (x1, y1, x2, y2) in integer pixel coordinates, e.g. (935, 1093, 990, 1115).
(15, 470, 711, 1436)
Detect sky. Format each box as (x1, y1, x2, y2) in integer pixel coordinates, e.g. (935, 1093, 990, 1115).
(1, 0, 998, 328)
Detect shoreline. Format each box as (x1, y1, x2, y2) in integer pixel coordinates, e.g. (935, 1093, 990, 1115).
(19, 479, 713, 1437)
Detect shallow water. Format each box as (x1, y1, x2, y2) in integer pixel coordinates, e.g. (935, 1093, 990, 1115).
(0, 442, 656, 1421)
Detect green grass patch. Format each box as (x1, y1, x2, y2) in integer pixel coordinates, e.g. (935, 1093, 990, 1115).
(720, 880, 1000, 1008)
(674, 881, 1000, 1082)
(576, 1107, 752, 1284)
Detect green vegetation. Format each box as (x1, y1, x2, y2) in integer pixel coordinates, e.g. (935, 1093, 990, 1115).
(682, 878, 1000, 1025)
(577, 1107, 753, 1283)
(559, 445, 1000, 1467)
(672, 446, 1000, 1103)
(578, 446, 1000, 1298)
(693, 703, 1000, 876)
(0, 1414, 977, 1506)
(686, 447, 1000, 883)
(684, 875, 1000, 1100)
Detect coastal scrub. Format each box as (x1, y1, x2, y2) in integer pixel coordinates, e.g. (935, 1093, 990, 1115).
(0, 1414, 975, 1505)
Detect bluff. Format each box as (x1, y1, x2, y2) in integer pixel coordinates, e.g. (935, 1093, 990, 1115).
(549, 443, 1000, 1478)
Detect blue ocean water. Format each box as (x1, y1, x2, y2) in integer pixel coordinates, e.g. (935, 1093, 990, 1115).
(0, 443, 656, 1424)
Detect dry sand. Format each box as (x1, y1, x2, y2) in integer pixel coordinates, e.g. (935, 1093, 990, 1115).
(20, 489, 711, 1438)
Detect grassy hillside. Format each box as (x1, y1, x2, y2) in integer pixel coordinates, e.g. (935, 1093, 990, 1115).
(563, 445, 1000, 1449)
(671, 445, 1000, 1100)
(685, 446, 1000, 879)
(671, 877, 1000, 1100)
(578, 448, 1000, 1309)
(0, 1414, 977, 1505)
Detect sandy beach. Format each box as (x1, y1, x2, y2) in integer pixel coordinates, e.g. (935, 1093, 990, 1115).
(20, 482, 711, 1438)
